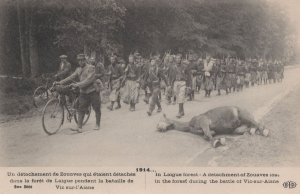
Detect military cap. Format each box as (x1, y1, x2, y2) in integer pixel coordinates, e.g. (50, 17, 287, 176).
(59, 55, 67, 59)
(77, 53, 86, 60)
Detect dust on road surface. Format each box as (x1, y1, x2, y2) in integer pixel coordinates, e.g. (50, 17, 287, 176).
(1, 66, 300, 166)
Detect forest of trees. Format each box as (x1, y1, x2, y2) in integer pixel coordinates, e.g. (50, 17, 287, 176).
(0, 0, 297, 78)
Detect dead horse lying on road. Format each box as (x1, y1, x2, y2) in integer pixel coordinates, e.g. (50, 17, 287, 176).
(157, 106, 269, 147)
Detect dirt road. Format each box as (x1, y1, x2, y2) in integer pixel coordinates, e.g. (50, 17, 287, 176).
(1, 66, 300, 166)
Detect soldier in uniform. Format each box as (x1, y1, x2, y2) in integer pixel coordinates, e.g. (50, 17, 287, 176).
(123, 54, 140, 111)
(224, 57, 232, 94)
(250, 59, 257, 86)
(166, 55, 177, 104)
(195, 58, 203, 93)
(173, 54, 188, 118)
(145, 58, 169, 116)
(261, 61, 268, 84)
(186, 54, 198, 101)
(54, 55, 72, 80)
(106, 54, 124, 110)
(236, 60, 245, 92)
(215, 59, 226, 95)
(267, 61, 275, 84)
(57, 54, 101, 132)
(203, 56, 215, 97)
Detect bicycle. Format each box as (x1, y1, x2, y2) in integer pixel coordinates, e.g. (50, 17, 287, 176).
(41, 84, 91, 135)
(33, 74, 55, 110)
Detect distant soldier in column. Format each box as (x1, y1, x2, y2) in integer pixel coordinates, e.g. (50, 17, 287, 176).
(250, 59, 257, 86)
(203, 55, 214, 97)
(166, 54, 177, 105)
(173, 54, 188, 118)
(107, 54, 124, 111)
(54, 55, 72, 81)
(236, 60, 245, 92)
(145, 58, 169, 116)
(267, 61, 275, 84)
(278, 60, 284, 82)
(261, 60, 268, 84)
(186, 53, 198, 101)
(195, 57, 204, 93)
(123, 54, 140, 111)
(215, 59, 226, 95)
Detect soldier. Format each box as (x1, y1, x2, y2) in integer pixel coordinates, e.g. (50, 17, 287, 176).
(123, 54, 140, 111)
(56, 54, 101, 132)
(106, 54, 124, 111)
(250, 59, 257, 86)
(92, 56, 106, 98)
(244, 59, 251, 88)
(215, 59, 226, 95)
(236, 60, 245, 92)
(173, 54, 188, 118)
(54, 55, 72, 81)
(195, 58, 204, 93)
(203, 56, 215, 97)
(278, 61, 284, 82)
(145, 58, 169, 116)
(261, 61, 268, 84)
(267, 61, 275, 84)
(166, 54, 177, 104)
(224, 57, 232, 94)
(186, 54, 198, 101)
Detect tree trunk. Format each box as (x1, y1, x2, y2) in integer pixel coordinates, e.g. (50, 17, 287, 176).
(29, 10, 39, 78)
(24, 0, 31, 70)
(17, 0, 30, 77)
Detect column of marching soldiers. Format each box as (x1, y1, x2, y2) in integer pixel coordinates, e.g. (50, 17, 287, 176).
(55, 52, 285, 132)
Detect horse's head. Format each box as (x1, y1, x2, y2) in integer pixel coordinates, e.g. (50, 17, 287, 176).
(157, 114, 175, 132)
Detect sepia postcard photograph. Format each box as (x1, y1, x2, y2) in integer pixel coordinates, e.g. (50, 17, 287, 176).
(0, 0, 299, 193)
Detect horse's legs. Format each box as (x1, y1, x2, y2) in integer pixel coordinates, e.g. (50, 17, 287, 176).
(233, 125, 249, 135)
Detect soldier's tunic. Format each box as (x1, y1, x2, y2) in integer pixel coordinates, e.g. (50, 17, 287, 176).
(236, 64, 245, 91)
(166, 62, 177, 100)
(215, 63, 226, 90)
(229, 61, 237, 90)
(203, 59, 214, 91)
(123, 62, 139, 104)
(173, 63, 188, 104)
(108, 63, 123, 102)
(261, 63, 268, 82)
(224, 63, 232, 90)
(59, 64, 100, 115)
(267, 63, 275, 82)
(144, 66, 168, 111)
(244, 64, 251, 87)
(250, 62, 257, 85)
(196, 61, 204, 91)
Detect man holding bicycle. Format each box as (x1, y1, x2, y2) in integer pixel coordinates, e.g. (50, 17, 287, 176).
(55, 53, 101, 133)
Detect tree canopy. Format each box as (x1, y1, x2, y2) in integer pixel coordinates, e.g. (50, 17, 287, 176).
(0, 0, 297, 77)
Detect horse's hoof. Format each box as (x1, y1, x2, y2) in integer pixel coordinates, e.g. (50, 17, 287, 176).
(250, 128, 256, 135)
(220, 137, 226, 145)
(262, 129, 269, 137)
(212, 139, 221, 148)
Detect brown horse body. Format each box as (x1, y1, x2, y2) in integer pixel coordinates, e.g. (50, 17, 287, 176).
(157, 106, 268, 146)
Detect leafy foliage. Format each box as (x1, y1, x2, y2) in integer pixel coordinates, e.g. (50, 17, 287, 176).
(0, 0, 296, 76)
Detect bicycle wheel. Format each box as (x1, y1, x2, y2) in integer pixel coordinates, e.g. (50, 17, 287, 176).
(74, 105, 91, 126)
(33, 86, 48, 109)
(42, 98, 64, 135)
